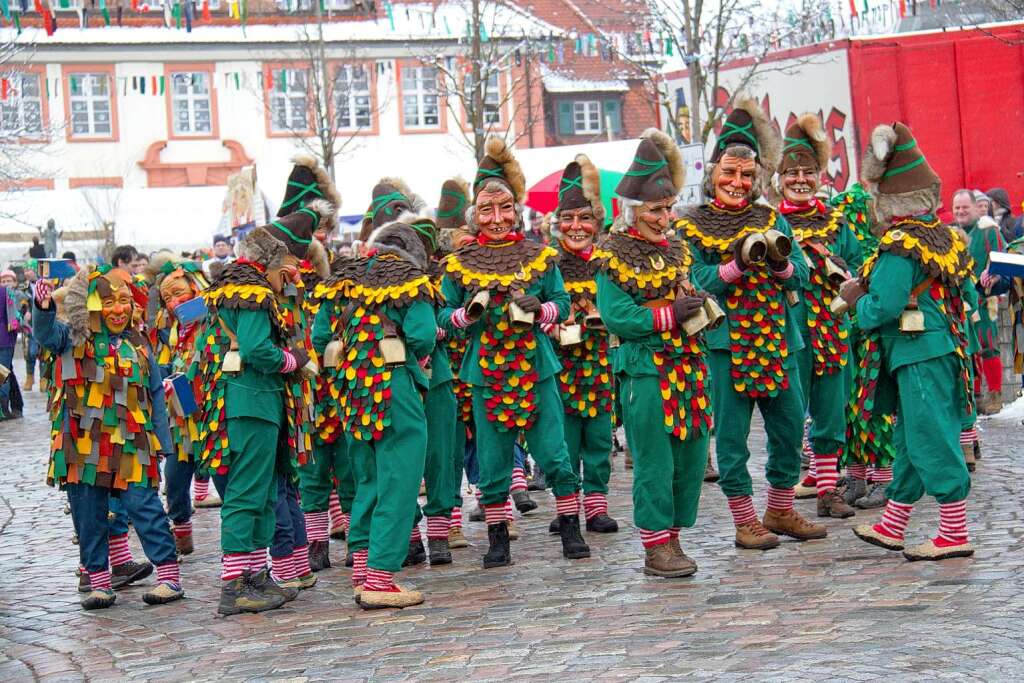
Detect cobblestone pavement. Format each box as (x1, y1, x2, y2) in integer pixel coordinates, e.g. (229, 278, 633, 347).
(1, 389, 1023, 682)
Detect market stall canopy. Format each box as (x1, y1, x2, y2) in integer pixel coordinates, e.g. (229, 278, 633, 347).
(525, 168, 624, 224)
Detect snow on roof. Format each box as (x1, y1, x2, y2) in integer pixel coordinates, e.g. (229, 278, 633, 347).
(0, 2, 558, 46)
(540, 64, 629, 93)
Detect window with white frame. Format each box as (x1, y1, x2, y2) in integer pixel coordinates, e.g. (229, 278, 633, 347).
(572, 100, 602, 134)
(170, 71, 213, 136)
(465, 70, 501, 125)
(269, 68, 309, 132)
(402, 65, 440, 129)
(276, 0, 312, 10)
(334, 64, 372, 130)
(68, 73, 113, 138)
(0, 73, 43, 137)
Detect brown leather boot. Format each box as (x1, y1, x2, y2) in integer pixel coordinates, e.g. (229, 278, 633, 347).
(702, 460, 719, 483)
(667, 536, 698, 574)
(624, 447, 633, 470)
(735, 520, 780, 550)
(817, 490, 855, 519)
(763, 507, 827, 540)
(985, 390, 1002, 415)
(962, 443, 976, 473)
(174, 532, 194, 556)
(644, 543, 697, 577)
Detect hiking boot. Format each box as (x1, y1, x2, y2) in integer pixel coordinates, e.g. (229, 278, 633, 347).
(794, 477, 817, 500)
(763, 508, 827, 541)
(218, 573, 285, 615)
(644, 542, 697, 577)
(558, 514, 591, 560)
(842, 477, 868, 506)
(81, 588, 116, 610)
(962, 443, 976, 473)
(112, 561, 153, 589)
(973, 440, 982, 460)
(308, 540, 331, 572)
(703, 460, 720, 483)
(852, 524, 904, 551)
(194, 493, 222, 509)
(512, 490, 537, 513)
(142, 582, 184, 605)
(403, 538, 427, 567)
(585, 513, 619, 533)
(250, 568, 298, 603)
(175, 532, 194, 556)
(78, 572, 91, 593)
(294, 572, 318, 590)
(817, 490, 856, 519)
(448, 527, 469, 549)
(735, 521, 780, 550)
(548, 517, 561, 534)
(22, 373, 33, 391)
(345, 550, 354, 568)
(507, 520, 521, 541)
(359, 584, 425, 610)
(527, 469, 547, 491)
(624, 447, 633, 470)
(984, 390, 1002, 415)
(468, 505, 485, 522)
(39, 377, 49, 393)
(330, 525, 346, 540)
(855, 482, 889, 509)
(428, 538, 452, 565)
(482, 522, 513, 569)
(903, 539, 975, 562)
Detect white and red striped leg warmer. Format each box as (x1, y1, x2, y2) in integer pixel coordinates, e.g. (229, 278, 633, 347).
(874, 500, 913, 541)
(848, 463, 868, 481)
(304, 510, 330, 542)
(248, 549, 267, 574)
(351, 549, 368, 587)
(582, 493, 607, 520)
(89, 568, 112, 591)
(328, 491, 344, 531)
(510, 467, 528, 493)
(483, 503, 507, 526)
(504, 498, 514, 522)
(935, 500, 969, 546)
(638, 528, 670, 548)
(426, 516, 450, 540)
(871, 467, 893, 483)
(363, 568, 397, 592)
(173, 521, 193, 539)
(221, 553, 248, 581)
(959, 428, 978, 445)
(668, 527, 681, 540)
(292, 545, 311, 578)
(555, 494, 579, 516)
(156, 561, 180, 585)
(815, 452, 840, 496)
(341, 512, 351, 533)
(270, 553, 294, 582)
(727, 495, 758, 526)
(108, 533, 133, 567)
(766, 486, 795, 512)
(193, 477, 210, 501)
(410, 525, 422, 544)
(450, 507, 463, 530)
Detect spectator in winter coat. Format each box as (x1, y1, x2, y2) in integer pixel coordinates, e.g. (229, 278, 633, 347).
(986, 188, 1019, 243)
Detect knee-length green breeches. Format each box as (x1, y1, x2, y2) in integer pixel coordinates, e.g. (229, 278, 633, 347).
(564, 411, 612, 495)
(298, 437, 352, 514)
(221, 417, 279, 554)
(423, 381, 458, 518)
(795, 345, 848, 455)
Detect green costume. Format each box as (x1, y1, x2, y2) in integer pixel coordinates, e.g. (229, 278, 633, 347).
(964, 218, 1005, 355)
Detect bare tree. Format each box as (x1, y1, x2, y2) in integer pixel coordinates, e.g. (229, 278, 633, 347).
(79, 183, 123, 261)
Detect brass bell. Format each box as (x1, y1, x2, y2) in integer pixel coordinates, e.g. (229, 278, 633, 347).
(222, 350, 243, 374)
(508, 289, 535, 329)
(741, 232, 768, 264)
(829, 297, 850, 316)
(559, 324, 583, 346)
(765, 229, 792, 262)
(823, 256, 848, 285)
(466, 290, 490, 321)
(899, 309, 925, 333)
(380, 335, 407, 364)
(703, 296, 726, 329)
(323, 339, 344, 369)
(681, 305, 712, 336)
(585, 311, 605, 330)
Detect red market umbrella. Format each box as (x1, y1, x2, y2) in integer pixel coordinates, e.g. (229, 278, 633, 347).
(525, 168, 625, 222)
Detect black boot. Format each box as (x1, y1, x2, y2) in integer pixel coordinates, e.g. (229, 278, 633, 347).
(250, 568, 298, 603)
(548, 517, 561, 534)
(308, 540, 331, 572)
(585, 513, 619, 533)
(218, 572, 285, 615)
(511, 490, 537, 513)
(403, 538, 427, 567)
(527, 468, 547, 491)
(482, 522, 513, 568)
(558, 515, 591, 560)
(345, 549, 354, 567)
(428, 538, 452, 565)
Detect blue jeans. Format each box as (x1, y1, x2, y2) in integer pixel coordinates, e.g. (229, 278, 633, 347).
(0, 346, 14, 403)
(271, 474, 307, 559)
(24, 337, 39, 376)
(514, 442, 527, 470)
(464, 436, 479, 486)
(66, 483, 177, 573)
(164, 456, 195, 525)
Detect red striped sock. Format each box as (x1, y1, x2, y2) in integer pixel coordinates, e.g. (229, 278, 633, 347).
(341, 512, 350, 533)
(363, 568, 397, 592)
(426, 516, 450, 540)
(156, 561, 180, 584)
(271, 553, 293, 582)
(108, 533, 133, 567)
(668, 527, 681, 539)
(249, 549, 267, 573)
(815, 453, 839, 496)
(959, 429, 978, 445)
(727, 495, 758, 526)
(328, 491, 344, 531)
(511, 467, 528, 493)
(410, 525, 422, 544)
(875, 500, 913, 540)
(870, 467, 893, 483)
(292, 545, 310, 578)
(638, 528, 670, 548)
(504, 498, 514, 521)
(935, 500, 968, 546)
(173, 521, 193, 538)
(766, 486, 795, 512)
(89, 568, 112, 591)
(304, 510, 330, 542)
(848, 463, 868, 481)
(555, 494, 579, 516)
(450, 507, 462, 530)
(351, 549, 368, 587)
(221, 553, 248, 581)
(193, 477, 210, 501)
(483, 503, 506, 525)
(474, 487, 482, 501)
(582, 493, 607, 520)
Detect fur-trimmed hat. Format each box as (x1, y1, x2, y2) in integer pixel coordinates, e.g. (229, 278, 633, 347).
(556, 154, 605, 224)
(368, 220, 429, 270)
(473, 135, 526, 203)
(861, 122, 941, 222)
(780, 113, 831, 173)
(615, 128, 685, 202)
(277, 155, 342, 226)
(397, 211, 440, 258)
(361, 177, 413, 239)
(237, 226, 289, 271)
(264, 200, 335, 259)
(711, 97, 781, 174)
(436, 177, 470, 233)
